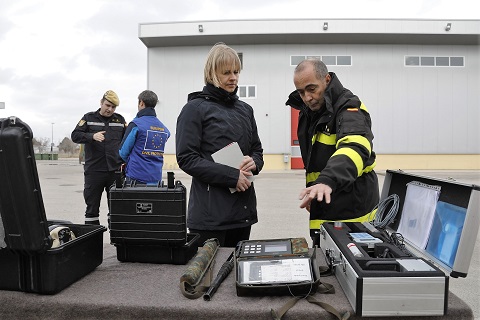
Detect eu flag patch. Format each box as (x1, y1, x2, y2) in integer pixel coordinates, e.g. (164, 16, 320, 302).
(144, 130, 168, 152)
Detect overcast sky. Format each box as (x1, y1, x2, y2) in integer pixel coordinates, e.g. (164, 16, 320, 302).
(0, 0, 477, 142)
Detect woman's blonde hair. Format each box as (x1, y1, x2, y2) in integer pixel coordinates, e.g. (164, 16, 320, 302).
(204, 42, 242, 87)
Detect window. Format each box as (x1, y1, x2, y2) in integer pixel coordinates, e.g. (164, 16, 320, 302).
(405, 56, 464, 67)
(238, 85, 256, 99)
(239, 86, 246, 97)
(322, 56, 336, 65)
(290, 55, 352, 66)
(238, 53, 243, 70)
(291, 56, 305, 66)
(436, 57, 449, 66)
(405, 56, 420, 66)
(421, 57, 435, 66)
(248, 86, 255, 98)
(337, 56, 352, 65)
(450, 57, 464, 66)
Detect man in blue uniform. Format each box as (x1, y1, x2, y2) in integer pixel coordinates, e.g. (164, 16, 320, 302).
(72, 90, 126, 225)
(119, 90, 170, 185)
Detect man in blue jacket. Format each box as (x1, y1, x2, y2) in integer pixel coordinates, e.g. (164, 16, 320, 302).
(119, 90, 170, 185)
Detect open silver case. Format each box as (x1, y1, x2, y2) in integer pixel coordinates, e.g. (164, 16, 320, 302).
(319, 169, 480, 317)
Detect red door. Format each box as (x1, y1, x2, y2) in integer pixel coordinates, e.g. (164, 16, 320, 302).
(290, 108, 304, 169)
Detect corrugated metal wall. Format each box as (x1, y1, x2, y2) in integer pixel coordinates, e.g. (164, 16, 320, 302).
(148, 43, 480, 155)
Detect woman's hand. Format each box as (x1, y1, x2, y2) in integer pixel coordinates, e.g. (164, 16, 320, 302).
(236, 170, 253, 192)
(239, 156, 256, 172)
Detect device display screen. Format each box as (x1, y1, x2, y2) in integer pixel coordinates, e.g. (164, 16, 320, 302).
(238, 258, 312, 284)
(265, 244, 287, 253)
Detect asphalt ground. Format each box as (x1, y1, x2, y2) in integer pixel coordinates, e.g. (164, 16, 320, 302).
(36, 159, 480, 318)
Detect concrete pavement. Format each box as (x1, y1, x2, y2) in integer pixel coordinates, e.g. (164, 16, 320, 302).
(36, 159, 480, 318)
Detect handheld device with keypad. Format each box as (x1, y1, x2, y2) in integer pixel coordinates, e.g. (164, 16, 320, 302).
(238, 239, 293, 258)
(235, 237, 319, 296)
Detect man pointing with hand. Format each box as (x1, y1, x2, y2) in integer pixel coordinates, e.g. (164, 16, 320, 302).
(72, 90, 126, 225)
(286, 59, 379, 246)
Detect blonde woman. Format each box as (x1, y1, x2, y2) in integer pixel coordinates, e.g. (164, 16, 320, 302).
(176, 43, 264, 247)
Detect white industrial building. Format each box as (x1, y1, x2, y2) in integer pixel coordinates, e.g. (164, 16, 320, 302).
(139, 19, 480, 170)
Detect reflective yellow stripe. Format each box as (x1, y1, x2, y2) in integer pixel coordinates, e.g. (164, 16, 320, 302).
(306, 157, 375, 184)
(359, 102, 368, 112)
(315, 133, 337, 146)
(364, 161, 376, 173)
(336, 135, 371, 155)
(312, 133, 336, 145)
(332, 148, 363, 177)
(306, 172, 320, 184)
(309, 209, 377, 230)
(306, 162, 375, 184)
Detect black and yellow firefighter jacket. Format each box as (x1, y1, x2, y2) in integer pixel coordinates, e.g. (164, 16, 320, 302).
(286, 72, 379, 235)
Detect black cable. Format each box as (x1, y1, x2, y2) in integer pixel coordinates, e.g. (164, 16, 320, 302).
(386, 232, 412, 257)
(378, 248, 393, 258)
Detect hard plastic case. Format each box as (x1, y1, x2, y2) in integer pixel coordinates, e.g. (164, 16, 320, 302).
(0, 223, 105, 294)
(109, 178, 188, 246)
(115, 232, 200, 264)
(109, 173, 199, 264)
(0, 116, 106, 294)
(319, 169, 480, 317)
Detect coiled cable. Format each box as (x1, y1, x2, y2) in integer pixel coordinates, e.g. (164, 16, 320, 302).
(369, 193, 400, 228)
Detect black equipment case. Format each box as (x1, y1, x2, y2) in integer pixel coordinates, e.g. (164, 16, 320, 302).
(109, 173, 199, 264)
(0, 116, 106, 294)
(319, 169, 480, 317)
